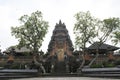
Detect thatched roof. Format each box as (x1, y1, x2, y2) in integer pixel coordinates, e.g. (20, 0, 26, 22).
(14, 47, 31, 53)
(87, 42, 119, 51)
(4, 47, 31, 53)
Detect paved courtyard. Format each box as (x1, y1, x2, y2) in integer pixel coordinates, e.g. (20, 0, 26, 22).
(11, 77, 119, 80)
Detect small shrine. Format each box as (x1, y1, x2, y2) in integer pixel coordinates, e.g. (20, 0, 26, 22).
(85, 42, 120, 63)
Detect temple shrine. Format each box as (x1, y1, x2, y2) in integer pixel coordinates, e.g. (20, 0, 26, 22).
(47, 20, 74, 73)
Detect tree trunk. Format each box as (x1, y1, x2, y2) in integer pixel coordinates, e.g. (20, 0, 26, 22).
(78, 50, 85, 72)
(79, 54, 85, 69)
(88, 49, 99, 67)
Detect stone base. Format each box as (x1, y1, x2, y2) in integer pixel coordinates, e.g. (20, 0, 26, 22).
(53, 61, 68, 73)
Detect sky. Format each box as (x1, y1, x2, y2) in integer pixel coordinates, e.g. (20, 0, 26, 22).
(0, 0, 120, 52)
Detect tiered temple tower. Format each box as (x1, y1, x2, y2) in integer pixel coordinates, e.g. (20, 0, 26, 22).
(47, 20, 74, 73)
(48, 20, 74, 61)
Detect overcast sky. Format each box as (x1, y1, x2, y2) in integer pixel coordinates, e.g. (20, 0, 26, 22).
(0, 0, 120, 52)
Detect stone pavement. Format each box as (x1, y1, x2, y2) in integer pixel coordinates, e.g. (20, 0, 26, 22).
(11, 77, 119, 80)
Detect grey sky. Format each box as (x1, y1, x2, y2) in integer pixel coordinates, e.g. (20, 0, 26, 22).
(0, 0, 120, 52)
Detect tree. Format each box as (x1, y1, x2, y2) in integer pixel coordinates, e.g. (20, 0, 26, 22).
(98, 18, 120, 43)
(88, 17, 120, 67)
(112, 32, 120, 45)
(110, 18, 120, 45)
(74, 11, 120, 70)
(73, 11, 99, 70)
(11, 11, 49, 54)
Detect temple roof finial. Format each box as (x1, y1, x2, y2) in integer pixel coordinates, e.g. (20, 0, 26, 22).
(59, 20, 62, 24)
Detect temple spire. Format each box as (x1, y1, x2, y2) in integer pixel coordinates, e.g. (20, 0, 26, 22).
(59, 20, 62, 24)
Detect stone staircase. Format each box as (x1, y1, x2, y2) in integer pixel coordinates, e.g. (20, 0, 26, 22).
(54, 61, 68, 73)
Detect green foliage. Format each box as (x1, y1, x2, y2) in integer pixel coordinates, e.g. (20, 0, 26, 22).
(74, 11, 99, 50)
(115, 60, 120, 65)
(99, 18, 120, 42)
(109, 18, 120, 45)
(103, 62, 115, 67)
(104, 63, 115, 67)
(11, 11, 49, 53)
(74, 13, 120, 47)
(90, 63, 115, 68)
(90, 64, 103, 68)
(10, 63, 20, 69)
(0, 63, 6, 67)
(112, 32, 120, 45)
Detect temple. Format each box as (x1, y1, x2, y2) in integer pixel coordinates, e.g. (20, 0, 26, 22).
(1, 21, 120, 75)
(47, 20, 74, 73)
